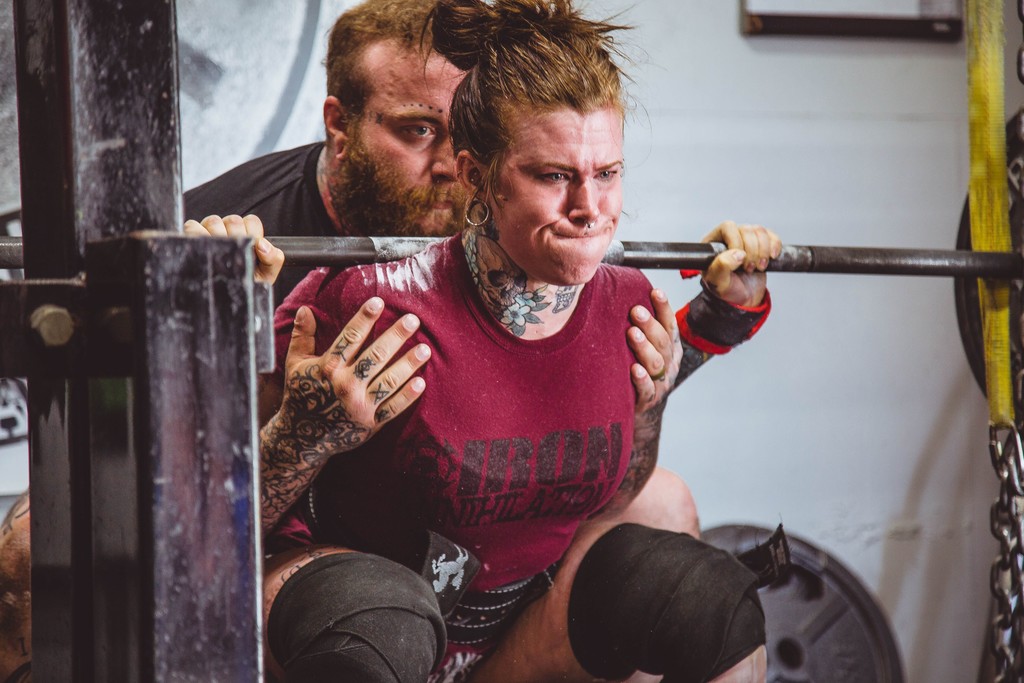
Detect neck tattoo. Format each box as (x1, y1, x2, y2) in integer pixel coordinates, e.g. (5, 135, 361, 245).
(463, 227, 552, 338)
(552, 286, 579, 314)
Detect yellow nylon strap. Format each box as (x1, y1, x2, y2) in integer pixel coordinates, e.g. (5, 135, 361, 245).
(967, 0, 1014, 427)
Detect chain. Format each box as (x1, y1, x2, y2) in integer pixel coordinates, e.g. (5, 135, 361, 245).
(991, 4, 1024, 669)
(1019, 0, 1024, 86)
(989, 425, 1024, 680)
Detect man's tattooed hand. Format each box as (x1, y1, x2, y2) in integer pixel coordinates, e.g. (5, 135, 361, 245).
(260, 363, 373, 531)
(257, 301, 429, 533)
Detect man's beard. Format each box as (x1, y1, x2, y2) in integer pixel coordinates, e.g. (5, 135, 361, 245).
(328, 133, 466, 238)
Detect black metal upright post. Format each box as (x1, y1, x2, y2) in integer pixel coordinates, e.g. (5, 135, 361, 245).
(13, 0, 92, 679)
(13, 0, 262, 679)
(87, 234, 262, 681)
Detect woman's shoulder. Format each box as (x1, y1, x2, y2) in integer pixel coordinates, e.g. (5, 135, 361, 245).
(593, 263, 652, 298)
(281, 264, 375, 311)
(289, 237, 457, 304)
(371, 237, 458, 300)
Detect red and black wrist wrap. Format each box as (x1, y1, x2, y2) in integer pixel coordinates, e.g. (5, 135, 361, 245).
(676, 280, 771, 355)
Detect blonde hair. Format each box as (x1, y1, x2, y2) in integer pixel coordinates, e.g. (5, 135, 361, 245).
(428, 0, 630, 197)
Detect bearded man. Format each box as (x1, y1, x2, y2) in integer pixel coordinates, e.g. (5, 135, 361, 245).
(184, 0, 469, 305)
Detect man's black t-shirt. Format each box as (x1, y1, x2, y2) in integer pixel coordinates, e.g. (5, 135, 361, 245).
(184, 142, 336, 303)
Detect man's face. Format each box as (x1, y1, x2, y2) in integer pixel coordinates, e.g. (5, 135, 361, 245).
(328, 41, 468, 237)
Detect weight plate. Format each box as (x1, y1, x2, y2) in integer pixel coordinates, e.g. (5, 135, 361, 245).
(955, 111, 1024, 397)
(703, 524, 905, 683)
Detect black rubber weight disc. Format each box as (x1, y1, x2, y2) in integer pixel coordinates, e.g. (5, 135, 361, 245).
(703, 525, 905, 683)
(955, 111, 1024, 397)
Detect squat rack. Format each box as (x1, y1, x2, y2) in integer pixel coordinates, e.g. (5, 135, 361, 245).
(4, 0, 1023, 680)
(10, 0, 260, 679)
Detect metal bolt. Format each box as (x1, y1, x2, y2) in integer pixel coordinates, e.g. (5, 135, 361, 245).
(30, 304, 75, 348)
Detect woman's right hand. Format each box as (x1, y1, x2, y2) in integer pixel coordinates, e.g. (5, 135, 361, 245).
(184, 213, 285, 285)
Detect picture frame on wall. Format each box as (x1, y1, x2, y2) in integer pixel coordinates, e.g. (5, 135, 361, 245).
(741, 0, 962, 42)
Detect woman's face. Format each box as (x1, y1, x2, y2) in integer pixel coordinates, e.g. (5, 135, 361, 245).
(488, 106, 624, 286)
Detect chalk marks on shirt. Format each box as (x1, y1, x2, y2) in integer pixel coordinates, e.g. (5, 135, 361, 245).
(370, 244, 441, 293)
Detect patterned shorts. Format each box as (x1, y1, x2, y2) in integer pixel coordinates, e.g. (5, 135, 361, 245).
(428, 563, 558, 683)
(428, 652, 485, 683)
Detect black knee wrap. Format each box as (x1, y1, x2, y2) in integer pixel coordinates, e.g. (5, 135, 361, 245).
(568, 523, 765, 683)
(268, 553, 446, 683)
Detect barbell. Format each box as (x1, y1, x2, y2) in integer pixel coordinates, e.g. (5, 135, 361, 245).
(1, 235, 1020, 279)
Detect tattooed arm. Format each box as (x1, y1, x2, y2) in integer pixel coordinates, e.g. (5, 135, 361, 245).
(602, 224, 781, 516)
(0, 491, 31, 683)
(600, 400, 666, 515)
(604, 330, 710, 515)
(258, 299, 431, 534)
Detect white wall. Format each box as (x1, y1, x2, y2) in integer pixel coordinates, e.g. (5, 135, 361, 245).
(3, 0, 1018, 679)
(604, 2, 1012, 681)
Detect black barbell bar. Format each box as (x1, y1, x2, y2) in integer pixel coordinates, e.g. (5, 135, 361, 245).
(1, 235, 1021, 278)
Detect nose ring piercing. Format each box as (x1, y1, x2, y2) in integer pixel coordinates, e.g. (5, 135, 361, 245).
(585, 221, 595, 231)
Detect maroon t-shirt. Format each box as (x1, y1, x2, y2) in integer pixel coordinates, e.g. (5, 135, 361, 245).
(271, 236, 652, 591)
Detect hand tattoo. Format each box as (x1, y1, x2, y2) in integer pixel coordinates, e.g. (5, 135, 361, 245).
(259, 364, 371, 532)
(371, 383, 390, 404)
(354, 357, 376, 380)
(331, 338, 352, 361)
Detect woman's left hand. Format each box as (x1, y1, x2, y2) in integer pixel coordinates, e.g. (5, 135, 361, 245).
(701, 221, 781, 307)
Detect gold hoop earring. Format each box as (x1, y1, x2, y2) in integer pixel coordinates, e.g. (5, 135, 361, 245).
(466, 198, 492, 228)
